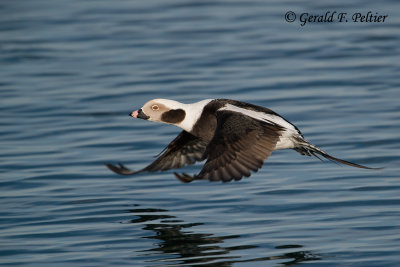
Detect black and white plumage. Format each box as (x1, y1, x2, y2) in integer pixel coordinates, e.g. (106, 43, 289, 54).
(106, 99, 378, 182)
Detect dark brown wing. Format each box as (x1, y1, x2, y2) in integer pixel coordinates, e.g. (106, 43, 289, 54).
(105, 131, 207, 175)
(176, 111, 283, 182)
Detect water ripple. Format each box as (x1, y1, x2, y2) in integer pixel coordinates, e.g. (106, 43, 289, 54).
(1, 0, 400, 266)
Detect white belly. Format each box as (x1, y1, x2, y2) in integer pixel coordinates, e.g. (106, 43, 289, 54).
(274, 136, 296, 150)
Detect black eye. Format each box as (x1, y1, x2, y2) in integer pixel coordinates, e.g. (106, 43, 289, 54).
(151, 105, 159, 111)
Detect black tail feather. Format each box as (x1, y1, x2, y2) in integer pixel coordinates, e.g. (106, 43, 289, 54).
(295, 142, 381, 170)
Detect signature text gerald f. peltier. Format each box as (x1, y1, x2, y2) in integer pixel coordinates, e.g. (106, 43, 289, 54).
(285, 11, 388, 26)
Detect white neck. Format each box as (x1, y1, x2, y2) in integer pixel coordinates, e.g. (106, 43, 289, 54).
(175, 99, 213, 132)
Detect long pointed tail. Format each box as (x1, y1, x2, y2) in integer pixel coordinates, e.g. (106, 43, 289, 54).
(294, 141, 380, 170)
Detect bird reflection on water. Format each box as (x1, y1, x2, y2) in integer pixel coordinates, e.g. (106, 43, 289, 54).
(126, 206, 321, 266)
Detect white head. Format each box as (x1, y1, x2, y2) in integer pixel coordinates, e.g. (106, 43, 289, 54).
(130, 99, 213, 132)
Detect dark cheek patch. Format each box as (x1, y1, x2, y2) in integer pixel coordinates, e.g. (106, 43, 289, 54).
(161, 109, 186, 123)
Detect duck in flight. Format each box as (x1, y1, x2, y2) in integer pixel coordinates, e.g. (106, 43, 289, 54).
(106, 99, 378, 183)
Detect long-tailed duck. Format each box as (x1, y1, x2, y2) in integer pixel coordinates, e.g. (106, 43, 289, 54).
(106, 99, 378, 182)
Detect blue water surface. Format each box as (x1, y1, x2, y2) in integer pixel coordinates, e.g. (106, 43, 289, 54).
(1, 0, 400, 266)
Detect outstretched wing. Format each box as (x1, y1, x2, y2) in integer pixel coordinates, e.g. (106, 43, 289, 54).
(175, 111, 282, 182)
(106, 131, 207, 175)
